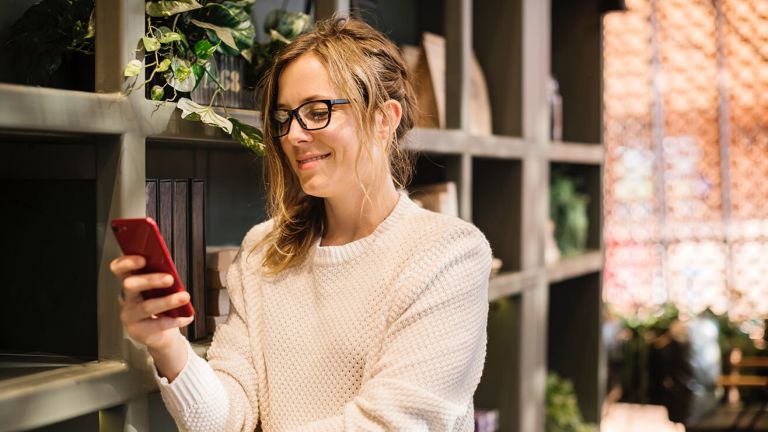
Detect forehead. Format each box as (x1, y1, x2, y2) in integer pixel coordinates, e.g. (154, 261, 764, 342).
(277, 53, 336, 107)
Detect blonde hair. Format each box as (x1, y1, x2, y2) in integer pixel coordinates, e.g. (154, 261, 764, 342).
(256, 17, 418, 274)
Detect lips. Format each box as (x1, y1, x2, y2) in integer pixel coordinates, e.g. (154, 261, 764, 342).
(296, 153, 331, 170)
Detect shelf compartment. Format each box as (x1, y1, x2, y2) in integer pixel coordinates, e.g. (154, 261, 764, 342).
(473, 0, 523, 137)
(546, 250, 603, 284)
(551, 0, 602, 144)
(0, 361, 155, 432)
(1, 138, 99, 362)
(547, 141, 604, 165)
(474, 294, 522, 432)
(548, 273, 604, 424)
(147, 141, 267, 246)
(550, 162, 603, 253)
(473, 158, 523, 273)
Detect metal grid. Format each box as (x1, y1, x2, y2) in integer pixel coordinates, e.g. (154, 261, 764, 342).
(603, 0, 768, 322)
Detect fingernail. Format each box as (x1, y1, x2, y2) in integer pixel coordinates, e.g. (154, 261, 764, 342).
(163, 275, 174, 284)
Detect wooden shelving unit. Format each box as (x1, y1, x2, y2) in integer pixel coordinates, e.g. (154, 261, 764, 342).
(0, 0, 605, 430)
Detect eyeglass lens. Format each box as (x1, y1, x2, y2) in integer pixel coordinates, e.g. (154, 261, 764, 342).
(273, 101, 332, 137)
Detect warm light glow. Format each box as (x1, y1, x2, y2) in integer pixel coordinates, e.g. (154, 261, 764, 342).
(603, 0, 768, 324)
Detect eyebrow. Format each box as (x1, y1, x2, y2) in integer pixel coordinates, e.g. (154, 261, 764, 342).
(276, 95, 335, 109)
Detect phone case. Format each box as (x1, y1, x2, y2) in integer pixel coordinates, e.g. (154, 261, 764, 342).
(111, 217, 194, 318)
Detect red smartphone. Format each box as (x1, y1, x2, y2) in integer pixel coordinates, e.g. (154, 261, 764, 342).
(111, 217, 194, 318)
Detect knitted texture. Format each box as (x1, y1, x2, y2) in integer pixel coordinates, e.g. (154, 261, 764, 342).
(156, 194, 492, 431)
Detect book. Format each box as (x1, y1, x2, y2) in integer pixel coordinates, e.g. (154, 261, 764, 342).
(189, 179, 206, 340)
(205, 268, 227, 291)
(409, 182, 459, 217)
(206, 246, 239, 272)
(145, 179, 158, 222)
(172, 180, 189, 338)
(402, 33, 492, 135)
(206, 289, 230, 316)
(206, 315, 228, 333)
(157, 179, 174, 248)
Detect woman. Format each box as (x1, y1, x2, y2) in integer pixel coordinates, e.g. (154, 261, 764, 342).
(111, 17, 492, 431)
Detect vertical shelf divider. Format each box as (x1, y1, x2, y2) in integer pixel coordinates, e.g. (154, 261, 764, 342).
(519, 0, 552, 430)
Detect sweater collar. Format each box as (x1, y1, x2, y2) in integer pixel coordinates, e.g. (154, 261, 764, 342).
(312, 191, 419, 266)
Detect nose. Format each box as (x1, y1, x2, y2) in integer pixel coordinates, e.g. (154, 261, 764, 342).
(283, 113, 311, 143)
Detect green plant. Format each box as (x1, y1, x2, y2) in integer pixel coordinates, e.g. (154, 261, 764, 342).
(546, 372, 598, 432)
(549, 172, 589, 257)
(609, 302, 680, 404)
(3, 0, 95, 86)
(123, 1, 312, 156)
(250, 9, 312, 86)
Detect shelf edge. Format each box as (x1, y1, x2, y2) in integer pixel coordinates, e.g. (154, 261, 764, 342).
(548, 142, 604, 165)
(546, 250, 604, 284)
(0, 84, 135, 135)
(0, 360, 155, 432)
(488, 269, 539, 301)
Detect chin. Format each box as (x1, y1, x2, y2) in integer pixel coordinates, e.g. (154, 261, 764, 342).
(299, 181, 332, 199)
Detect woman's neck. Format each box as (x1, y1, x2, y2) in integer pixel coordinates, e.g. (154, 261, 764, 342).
(320, 178, 400, 246)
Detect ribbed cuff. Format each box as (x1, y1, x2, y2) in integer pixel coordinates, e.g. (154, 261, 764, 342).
(154, 339, 222, 415)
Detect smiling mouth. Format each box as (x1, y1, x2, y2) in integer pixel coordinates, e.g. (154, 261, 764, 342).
(297, 153, 331, 167)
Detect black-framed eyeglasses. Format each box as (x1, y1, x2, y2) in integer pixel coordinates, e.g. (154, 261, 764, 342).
(270, 99, 350, 138)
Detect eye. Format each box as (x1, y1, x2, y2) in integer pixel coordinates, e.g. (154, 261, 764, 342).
(272, 110, 290, 123)
(309, 109, 330, 122)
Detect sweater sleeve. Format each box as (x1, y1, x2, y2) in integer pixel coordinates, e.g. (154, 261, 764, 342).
(290, 225, 492, 432)
(155, 243, 263, 431)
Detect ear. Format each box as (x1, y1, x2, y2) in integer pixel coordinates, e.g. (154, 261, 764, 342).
(375, 99, 403, 144)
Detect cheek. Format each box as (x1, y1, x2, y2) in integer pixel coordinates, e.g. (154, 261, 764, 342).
(278, 141, 294, 164)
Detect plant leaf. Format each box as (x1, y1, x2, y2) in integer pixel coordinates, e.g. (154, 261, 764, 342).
(146, 0, 203, 17)
(85, 10, 96, 39)
(166, 58, 196, 92)
(269, 29, 291, 44)
(177, 98, 233, 134)
(197, 2, 250, 28)
(191, 64, 204, 90)
(123, 59, 143, 77)
(190, 19, 238, 50)
(156, 58, 171, 72)
(158, 32, 182, 44)
(276, 12, 311, 40)
(193, 39, 217, 61)
(240, 47, 253, 63)
(151, 85, 165, 101)
(142, 36, 161, 52)
(229, 118, 265, 155)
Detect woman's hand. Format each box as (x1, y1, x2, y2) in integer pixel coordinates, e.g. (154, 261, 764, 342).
(110, 255, 193, 380)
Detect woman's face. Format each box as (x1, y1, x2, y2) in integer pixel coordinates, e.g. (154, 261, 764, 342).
(276, 53, 378, 199)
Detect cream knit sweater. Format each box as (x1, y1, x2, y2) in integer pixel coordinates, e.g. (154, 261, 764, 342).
(155, 194, 492, 431)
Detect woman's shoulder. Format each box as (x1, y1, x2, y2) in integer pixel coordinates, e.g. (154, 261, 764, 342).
(240, 218, 276, 250)
(399, 199, 491, 258)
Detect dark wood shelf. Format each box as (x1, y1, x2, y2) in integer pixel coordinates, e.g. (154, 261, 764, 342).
(547, 250, 603, 284)
(488, 270, 539, 301)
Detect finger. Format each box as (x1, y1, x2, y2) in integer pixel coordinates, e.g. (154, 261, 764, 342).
(122, 273, 174, 298)
(122, 290, 191, 323)
(110, 255, 146, 277)
(128, 316, 195, 346)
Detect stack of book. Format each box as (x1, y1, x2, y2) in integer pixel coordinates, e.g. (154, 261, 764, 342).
(409, 181, 459, 218)
(145, 178, 207, 341)
(205, 246, 239, 333)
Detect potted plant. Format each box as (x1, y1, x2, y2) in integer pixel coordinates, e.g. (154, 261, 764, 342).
(123, 0, 312, 155)
(2, 0, 95, 90)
